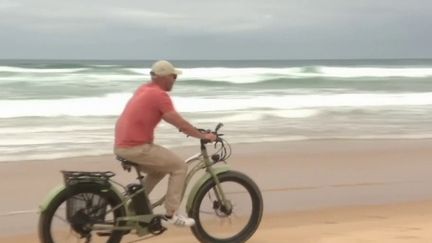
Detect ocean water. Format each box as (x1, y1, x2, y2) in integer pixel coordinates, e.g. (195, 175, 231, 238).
(1, 59, 432, 162)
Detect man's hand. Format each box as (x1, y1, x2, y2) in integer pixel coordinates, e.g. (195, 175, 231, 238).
(202, 132, 217, 142)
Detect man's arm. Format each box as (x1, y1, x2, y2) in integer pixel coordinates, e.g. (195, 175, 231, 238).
(162, 111, 216, 141)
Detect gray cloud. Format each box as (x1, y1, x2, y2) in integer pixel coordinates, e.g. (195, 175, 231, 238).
(0, 0, 431, 59)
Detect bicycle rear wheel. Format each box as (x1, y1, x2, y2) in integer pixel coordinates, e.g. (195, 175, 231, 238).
(189, 171, 263, 243)
(39, 183, 126, 243)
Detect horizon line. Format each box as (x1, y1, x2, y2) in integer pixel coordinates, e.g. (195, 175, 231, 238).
(1, 57, 432, 61)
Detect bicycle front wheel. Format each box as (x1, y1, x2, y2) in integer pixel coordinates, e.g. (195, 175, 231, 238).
(189, 171, 263, 243)
(38, 183, 126, 243)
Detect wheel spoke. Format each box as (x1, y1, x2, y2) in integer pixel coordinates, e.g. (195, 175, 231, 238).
(89, 193, 95, 203)
(53, 213, 68, 224)
(70, 195, 86, 202)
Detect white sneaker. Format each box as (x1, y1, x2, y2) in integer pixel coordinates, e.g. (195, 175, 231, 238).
(162, 214, 195, 227)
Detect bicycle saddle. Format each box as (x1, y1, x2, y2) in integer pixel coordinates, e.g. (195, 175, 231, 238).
(116, 156, 139, 172)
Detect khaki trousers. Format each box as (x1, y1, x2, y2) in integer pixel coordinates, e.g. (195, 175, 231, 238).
(114, 144, 187, 214)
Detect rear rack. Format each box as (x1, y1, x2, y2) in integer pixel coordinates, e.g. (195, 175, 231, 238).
(61, 171, 115, 187)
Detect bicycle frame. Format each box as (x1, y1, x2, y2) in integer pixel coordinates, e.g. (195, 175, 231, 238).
(91, 142, 231, 236)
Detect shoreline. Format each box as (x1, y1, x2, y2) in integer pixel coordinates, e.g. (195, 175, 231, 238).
(2, 137, 432, 164)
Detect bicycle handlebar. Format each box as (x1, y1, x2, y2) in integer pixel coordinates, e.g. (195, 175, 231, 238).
(198, 122, 224, 144)
(196, 122, 232, 162)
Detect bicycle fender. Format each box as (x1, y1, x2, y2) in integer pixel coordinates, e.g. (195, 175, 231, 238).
(186, 166, 230, 212)
(39, 182, 125, 212)
(39, 184, 66, 212)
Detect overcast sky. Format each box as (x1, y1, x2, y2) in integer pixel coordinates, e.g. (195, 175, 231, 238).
(1, 0, 431, 60)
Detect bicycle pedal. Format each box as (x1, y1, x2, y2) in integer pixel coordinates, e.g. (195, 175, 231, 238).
(151, 226, 167, 236)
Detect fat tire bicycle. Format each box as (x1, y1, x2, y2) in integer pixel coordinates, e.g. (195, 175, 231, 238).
(38, 123, 263, 243)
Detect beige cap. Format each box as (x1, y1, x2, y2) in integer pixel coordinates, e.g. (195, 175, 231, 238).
(150, 60, 182, 76)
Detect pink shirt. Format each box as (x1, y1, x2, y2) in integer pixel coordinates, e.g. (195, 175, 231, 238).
(115, 82, 175, 147)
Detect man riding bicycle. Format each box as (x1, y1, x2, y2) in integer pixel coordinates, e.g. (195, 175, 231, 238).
(114, 60, 217, 227)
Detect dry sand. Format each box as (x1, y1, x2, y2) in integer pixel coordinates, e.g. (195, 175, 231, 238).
(1, 139, 432, 242)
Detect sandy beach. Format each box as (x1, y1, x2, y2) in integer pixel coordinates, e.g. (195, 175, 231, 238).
(1, 139, 432, 242)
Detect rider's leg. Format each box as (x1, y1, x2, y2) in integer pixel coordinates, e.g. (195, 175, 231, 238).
(147, 149, 195, 227)
(136, 144, 188, 216)
(142, 171, 165, 195)
(114, 144, 194, 226)
(164, 161, 187, 216)
(115, 143, 190, 219)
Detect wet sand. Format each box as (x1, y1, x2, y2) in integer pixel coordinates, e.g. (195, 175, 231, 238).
(1, 139, 432, 242)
